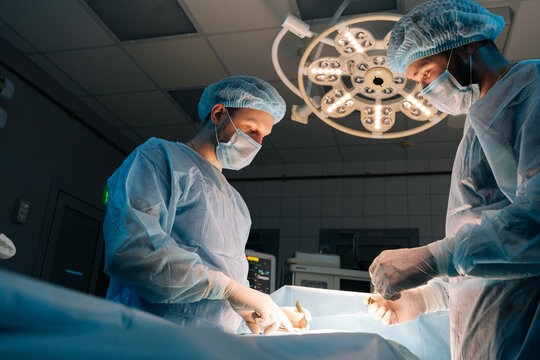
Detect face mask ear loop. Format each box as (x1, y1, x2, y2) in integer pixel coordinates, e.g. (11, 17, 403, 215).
(214, 124, 220, 148)
(446, 49, 453, 71)
(225, 108, 239, 132)
(469, 55, 473, 85)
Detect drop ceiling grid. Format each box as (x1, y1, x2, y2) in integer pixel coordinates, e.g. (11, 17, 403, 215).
(69, 0, 205, 136)
(1, 0, 526, 160)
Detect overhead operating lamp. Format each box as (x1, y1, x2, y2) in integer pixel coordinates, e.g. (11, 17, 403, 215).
(272, 12, 448, 139)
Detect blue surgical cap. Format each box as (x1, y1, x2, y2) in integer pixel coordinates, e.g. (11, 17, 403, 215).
(198, 75, 286, 124)
(388, 0, 505, 74)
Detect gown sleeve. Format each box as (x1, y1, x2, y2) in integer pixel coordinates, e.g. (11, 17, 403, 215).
(431, 72, 540, 279)
(103, 141, 228, 303)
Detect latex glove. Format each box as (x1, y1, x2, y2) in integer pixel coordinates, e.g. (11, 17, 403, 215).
(369, 245, 438, 300)
(364, 281, 448, 326)
(280, 305, 312, 331)
(364, 288, 426, 326)
(221, 277, 293, 334)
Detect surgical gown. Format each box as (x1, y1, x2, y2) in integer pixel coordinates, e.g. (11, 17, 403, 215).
(103, 138, 251, 333)
(442, 60, 540, 359)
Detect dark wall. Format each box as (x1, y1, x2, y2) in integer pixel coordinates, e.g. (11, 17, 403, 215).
(0, 39, 132, 278)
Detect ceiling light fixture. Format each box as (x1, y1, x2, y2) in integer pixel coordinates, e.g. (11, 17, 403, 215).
(272, 5, 448, 139)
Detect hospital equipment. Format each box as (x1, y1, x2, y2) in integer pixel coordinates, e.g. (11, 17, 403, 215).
(288, 252, 372, 292)
(12, 198, 30, 224)
(272, 8, 449, 138)
(245, 249, 276, 294)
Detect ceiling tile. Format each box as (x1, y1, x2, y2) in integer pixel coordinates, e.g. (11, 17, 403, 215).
(297, 0, 397, 21)
(85, 0, 196, 41)
(278, 146, 342, 164)
(168, 88, 204, 122)
(409, 119, 463, 143)
(0, 19, 36, 53)
(340, 143, 407, 162)
(46, 47, 155, 94)
(209, 28, 303, 82)
(124, 37, 228, 88)
(269, 116, 338, 149)
(504, 0, 540, 61)
(80, 96, 127, 128)
(0, 0, 114, 52)
(133, 124, 198, 143)
(251, 148, 283, 166)
(268, 80, 305, 111)
(184, 0, 291, 34)
(97, 91, 189, 127)
(406, 141, 460, 160)
(120, 128, 145, 145)
(29, 54, 87, 96)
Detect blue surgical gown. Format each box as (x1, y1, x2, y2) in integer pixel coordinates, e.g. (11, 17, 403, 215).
(103, 138, 251, 333)
(443, 60, 540, 359)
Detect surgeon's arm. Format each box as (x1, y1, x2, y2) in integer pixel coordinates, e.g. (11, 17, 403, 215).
(429, 97, 540, 279)
(104, 144, 223, 304)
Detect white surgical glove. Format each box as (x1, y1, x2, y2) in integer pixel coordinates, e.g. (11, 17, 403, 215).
(206, 270, 293, 334)
(0, 233, 16, 260)
(280, 306, 312, 331)
(364, 281, 448, 326)
(369, 245, 439, 300)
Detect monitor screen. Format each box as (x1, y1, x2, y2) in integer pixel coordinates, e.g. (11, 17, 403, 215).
(246, 250, 275, 294)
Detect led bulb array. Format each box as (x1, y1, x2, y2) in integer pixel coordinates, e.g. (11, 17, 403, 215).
(374, 105, 382, 130)
(326, 93, 351, 113)
(344, 32, 364, 53)
(406, 95, 432, 116)
(310, 68, 343, 75)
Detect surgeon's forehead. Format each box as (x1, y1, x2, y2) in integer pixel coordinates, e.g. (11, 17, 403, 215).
(235, 108, 274, 131)
(405, 58, 430, 79)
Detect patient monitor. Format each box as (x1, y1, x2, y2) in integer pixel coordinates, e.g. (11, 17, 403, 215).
(245, 249, 276, 294)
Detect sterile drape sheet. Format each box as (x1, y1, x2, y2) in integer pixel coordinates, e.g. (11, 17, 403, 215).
(0, 269, 448, 359)
(271, 285, 450, 360)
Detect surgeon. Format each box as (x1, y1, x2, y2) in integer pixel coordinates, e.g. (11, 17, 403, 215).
(365, 0, 540, 358)
(103, 75, 299, 335)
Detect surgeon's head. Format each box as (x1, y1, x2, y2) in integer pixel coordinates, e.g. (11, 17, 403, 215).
(388, 0, 505, 86)
(388, 0, 505, 76)
(197, 75, 285, 170)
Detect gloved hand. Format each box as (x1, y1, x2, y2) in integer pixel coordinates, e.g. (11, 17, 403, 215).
(221, 277, 294, 334)
(280, 306, 312, 331)
(364, 281, 448, 326)
(369, 245, 438, 300)
(364, 288, 426, 326)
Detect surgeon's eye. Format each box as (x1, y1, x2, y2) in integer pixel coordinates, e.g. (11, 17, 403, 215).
(422, 70, 430, 79)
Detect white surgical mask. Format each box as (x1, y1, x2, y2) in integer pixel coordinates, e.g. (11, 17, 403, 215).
(215, 109, 261, 170)
(422, 49, 480, 116)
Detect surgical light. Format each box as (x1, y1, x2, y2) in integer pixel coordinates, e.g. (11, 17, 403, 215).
(272, 8, 448, 139)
